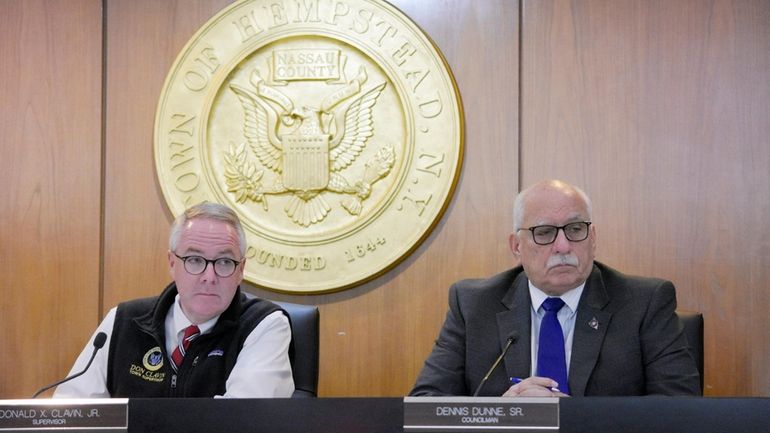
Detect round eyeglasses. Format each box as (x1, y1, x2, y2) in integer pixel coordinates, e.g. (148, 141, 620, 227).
(173, 253, 242, 277)
(519, 221, 592, 246)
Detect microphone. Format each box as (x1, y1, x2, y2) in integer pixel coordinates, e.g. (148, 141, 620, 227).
(472, 331, 519, 397)
(32, 332, 108, 398)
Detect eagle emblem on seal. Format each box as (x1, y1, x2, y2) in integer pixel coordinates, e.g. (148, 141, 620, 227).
(224, 64, 395, 227)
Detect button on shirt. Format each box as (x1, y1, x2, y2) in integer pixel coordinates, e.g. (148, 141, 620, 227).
(528, 282, 585, 377)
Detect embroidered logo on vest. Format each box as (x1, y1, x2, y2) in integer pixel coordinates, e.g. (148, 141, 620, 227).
(142, 346, 164, 371)
(129, 346, 167, 383)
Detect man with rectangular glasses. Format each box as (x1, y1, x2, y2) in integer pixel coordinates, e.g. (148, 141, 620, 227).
(411, 179, 700, 397)
(54, 202, 294, 398)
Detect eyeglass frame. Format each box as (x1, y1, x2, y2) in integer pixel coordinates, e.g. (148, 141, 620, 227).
(517, 221, 592, 246)
(173, 253, 243, 278)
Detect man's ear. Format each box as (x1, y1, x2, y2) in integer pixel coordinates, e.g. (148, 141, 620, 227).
(167, 250, 176, 278)
(235, 258, 246, 282)
(508, 233, 521, 257)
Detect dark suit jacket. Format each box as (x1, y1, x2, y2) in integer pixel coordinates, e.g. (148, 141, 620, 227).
(410, 261, 701, 396)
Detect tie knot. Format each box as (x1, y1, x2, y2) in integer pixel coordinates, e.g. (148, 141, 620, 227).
(182, 325, 200, 341)
(542, 297, 565, 313)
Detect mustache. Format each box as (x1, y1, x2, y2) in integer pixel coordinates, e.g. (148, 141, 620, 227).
(547, 254, 579, 269)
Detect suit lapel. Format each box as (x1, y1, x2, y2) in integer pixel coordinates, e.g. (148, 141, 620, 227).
(498, 272, 532, 381)
(568, 266, 611, 396)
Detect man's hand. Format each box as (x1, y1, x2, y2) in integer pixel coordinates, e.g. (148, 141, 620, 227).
(502, 376, 570, 397)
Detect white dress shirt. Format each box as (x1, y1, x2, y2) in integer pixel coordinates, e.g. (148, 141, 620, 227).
(528, 282, 585, 377)
(53, 295, 294, 398)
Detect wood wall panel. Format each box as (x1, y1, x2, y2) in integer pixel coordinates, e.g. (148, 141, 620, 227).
(0, 0, 102, 397)
(102, 0, 232, 311)
(248, 0, 520, 396)
(103, 0, 520, 397)
(2, 0, 768, 399)
(317, 0, 520, 396)
(521, 0, 770, 396)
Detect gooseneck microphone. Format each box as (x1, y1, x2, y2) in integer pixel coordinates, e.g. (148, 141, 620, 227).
(472, 331, 519, 397)
(32, 332, 108, 398)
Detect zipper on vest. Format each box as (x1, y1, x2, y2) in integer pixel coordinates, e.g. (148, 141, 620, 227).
(192, 355, 199, 367)
(171, 374, 177, 389)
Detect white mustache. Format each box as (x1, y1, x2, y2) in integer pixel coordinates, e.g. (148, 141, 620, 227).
(547, 254, 579, 269)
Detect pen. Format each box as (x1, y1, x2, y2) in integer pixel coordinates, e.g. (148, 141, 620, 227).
(509, 377, 561, 392)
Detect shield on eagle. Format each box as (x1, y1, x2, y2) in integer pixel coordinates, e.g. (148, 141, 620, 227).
(281, 132, 330, 191)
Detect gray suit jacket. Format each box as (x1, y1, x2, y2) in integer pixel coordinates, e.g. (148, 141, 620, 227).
(410, 261, 701, 396)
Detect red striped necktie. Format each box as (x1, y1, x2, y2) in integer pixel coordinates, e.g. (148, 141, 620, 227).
(170, 325, 200, 371)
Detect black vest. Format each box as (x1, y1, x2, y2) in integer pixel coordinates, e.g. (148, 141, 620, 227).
(106, 283, 281, 397)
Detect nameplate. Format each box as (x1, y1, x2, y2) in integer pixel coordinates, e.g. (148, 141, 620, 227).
(404, 397, 559, 432)
(0, 399, 128, 432)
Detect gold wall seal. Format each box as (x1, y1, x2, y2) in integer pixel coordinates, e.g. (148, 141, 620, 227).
(154, 0, 463, 293)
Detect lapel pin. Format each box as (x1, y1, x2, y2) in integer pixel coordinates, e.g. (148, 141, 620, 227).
(588, 317, 599, 330)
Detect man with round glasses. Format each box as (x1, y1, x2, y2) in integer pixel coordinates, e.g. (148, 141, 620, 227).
(411, 179, 700, 397)
(55, 202, 294, 398)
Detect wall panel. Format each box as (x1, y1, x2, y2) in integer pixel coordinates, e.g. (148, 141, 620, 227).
(102, 0, 233, 314)
(102, 0, 520, 397)
(0, 0, 103, 397)
(2, 0, 767, 399)
(312, 0, 521, 396)
(521, 0, 770, 395)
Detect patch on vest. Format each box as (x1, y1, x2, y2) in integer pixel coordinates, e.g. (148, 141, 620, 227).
(129, 346, 167, 383)
(142, 346, 164, 371)
(208, 349, 224, 357)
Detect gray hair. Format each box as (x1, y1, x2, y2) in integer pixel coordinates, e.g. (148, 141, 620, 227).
(512, 180, 593, 231)
(168, 202, 247, 257)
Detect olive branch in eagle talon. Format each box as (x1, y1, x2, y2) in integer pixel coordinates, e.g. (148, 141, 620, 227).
(224, 142, 264, 206)
(224, 68, 394, 226)
(224, 142, 286, 210)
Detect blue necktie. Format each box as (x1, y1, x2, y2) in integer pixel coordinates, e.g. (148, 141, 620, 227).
(537, 297, 570, 394)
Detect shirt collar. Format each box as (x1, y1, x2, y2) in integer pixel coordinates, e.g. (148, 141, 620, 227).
(172, 294, 219, 336)
(528, 281, 585, 314)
